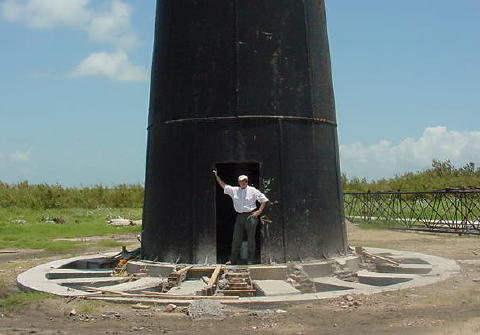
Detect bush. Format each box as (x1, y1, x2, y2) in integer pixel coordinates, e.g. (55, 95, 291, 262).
(0, 182, 144, 209)
(343, 159, 480, 192)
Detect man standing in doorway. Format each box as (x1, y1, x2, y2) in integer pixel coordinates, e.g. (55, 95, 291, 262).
(213, 170, 269, 265)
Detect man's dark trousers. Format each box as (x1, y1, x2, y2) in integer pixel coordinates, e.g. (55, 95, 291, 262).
(230, 212, 258, 264)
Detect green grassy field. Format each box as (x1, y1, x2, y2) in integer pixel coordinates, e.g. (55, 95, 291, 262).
(0, 292, 52, 312)
(0, 207, 142, 251)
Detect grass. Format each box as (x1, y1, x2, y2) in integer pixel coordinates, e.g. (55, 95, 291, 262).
(97, 239, 126, 248)
(0, 207, 142, 251)
(0, 292, 52, 312)
(77, 301, 99, 314)
(0, 182, 144, 209)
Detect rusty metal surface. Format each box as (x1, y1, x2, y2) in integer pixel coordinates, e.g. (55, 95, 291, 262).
(142, 0, 347, 263)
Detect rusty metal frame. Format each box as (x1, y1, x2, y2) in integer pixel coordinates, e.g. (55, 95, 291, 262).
(344, 189, 480, 234)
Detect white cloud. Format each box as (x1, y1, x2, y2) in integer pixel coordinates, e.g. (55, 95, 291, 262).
(0, 0, 91, 28)
(0, 0, 138, 49)
(86, 0, 137, 50)
(1, 0, 143, 81)
(69, 51, 148, 82)
(10, 150, 30, 162)
(340, 126, 480, 180)
(0, 149, 31, 164)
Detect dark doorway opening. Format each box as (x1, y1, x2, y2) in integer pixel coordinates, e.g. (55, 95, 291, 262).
(215, 162, 261, 264)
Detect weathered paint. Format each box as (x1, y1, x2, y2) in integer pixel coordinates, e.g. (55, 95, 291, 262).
(142, 0, 348, 263)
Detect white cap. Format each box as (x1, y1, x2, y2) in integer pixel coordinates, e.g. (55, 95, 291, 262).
(238, 175, 248, 181)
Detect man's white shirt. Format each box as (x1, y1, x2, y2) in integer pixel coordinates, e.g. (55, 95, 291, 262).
(224, 185, 269, 213)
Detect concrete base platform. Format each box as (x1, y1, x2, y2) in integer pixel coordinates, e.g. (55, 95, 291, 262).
(99, 277, 165, 292)
(310, 277, 372, 292)
(17, 247, 460, 305)
(168, 280, 206, 296)
(126, 261, 175, 277)
(255, 280, 301, 296)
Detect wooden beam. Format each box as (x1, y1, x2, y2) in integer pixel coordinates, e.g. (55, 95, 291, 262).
(140, 291, 239, 300)
(217, 289, 256, 293)
(81, 286, 131, 296)
(174, 265, 193, 275)
(355, 247, 400, 266)
(81, 291, 239, 300)
(207, 265, 223, 287)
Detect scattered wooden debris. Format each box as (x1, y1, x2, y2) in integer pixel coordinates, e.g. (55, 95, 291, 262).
(82, 286, 130, 296)
(131, 303, 151, 310)
(165, 265, 193, 290)
(200, 265, 223, 296)
(108, 218, 131, 226)
(107, 218, 141, 226)
(219, 267, 255, 297)
(355, 247, 400, 266)
(141, 291, 238, 300)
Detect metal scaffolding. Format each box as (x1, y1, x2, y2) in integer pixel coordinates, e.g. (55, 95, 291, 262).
(344, 189, 480, 234)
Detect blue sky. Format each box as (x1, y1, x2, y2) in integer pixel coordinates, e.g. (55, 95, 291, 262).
(0, 0, 479, 186)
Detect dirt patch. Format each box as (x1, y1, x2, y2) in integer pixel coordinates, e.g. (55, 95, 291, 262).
(1, 227, 480, 334)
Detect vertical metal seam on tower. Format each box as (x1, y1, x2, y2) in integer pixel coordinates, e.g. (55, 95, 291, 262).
(233, 0, 240, 118)
(302, 0, 315, 118)
(278, 119, 288, 263)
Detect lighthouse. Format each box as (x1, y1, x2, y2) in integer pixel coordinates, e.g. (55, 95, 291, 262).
(142, 0, 348, 264)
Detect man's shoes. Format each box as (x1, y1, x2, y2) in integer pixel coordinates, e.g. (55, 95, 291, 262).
(225, 260, 232, 265)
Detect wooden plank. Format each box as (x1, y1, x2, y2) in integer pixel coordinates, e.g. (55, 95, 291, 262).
(82, 286, 131, 296)
(140, 291, 239, 300)
(207, 265, 223, 287)
(174, 265, 193, 275)
(187, 267, 216, 273)
(227, 280, 250, 284)
(227, 285, 251, 289)
(82, 292, 239, 300)
(355, 247, 400, 266)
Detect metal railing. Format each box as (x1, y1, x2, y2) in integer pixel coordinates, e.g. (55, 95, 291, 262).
(344, 188, 480, 234)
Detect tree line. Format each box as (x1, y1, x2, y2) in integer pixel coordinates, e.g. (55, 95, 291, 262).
(343, 160, 480, 192)
(1, 160, 478, 208)
(0, 182, 144, 209)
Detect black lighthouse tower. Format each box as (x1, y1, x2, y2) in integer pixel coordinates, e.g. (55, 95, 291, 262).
(142, 0, 348, 264)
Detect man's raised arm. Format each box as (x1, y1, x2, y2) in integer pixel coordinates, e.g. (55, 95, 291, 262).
(213, 169, 226, 189)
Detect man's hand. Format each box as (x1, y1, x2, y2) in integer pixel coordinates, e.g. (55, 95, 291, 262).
(213, 169, 218, 176)
(252, 210, 261, 217)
